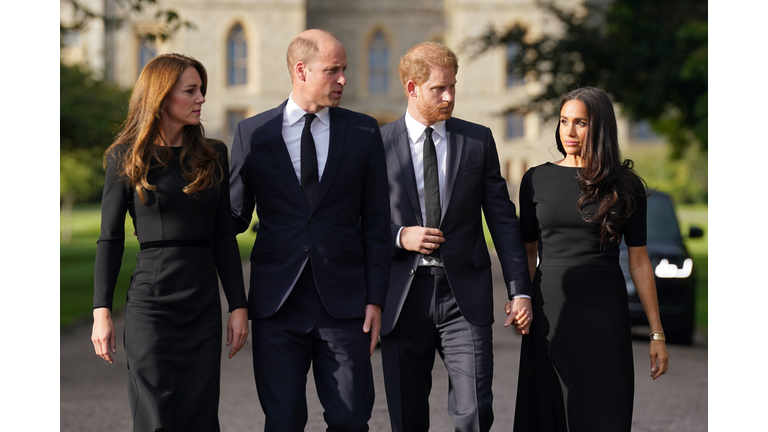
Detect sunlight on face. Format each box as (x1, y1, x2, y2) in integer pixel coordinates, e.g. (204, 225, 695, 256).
(163, 67, 206, 129)
(559, 99, 588, 158)
(414, 65, 456, 125)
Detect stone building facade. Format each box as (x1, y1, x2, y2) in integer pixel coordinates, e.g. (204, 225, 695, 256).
(61, 0, 659, 201)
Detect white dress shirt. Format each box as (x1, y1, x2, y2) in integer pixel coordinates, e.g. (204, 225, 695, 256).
(282, 94, 331, 183)
(395, 110, 448, 266)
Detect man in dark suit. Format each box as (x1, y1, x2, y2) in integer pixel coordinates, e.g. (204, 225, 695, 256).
(379, 42, 533, 432)
(229, 29, 390, 431)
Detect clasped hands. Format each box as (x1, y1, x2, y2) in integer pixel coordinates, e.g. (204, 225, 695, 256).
(504, 298, 532, 335)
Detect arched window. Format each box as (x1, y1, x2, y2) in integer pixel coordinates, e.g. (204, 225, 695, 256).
(506, 42, 525, 87)
(227, 24, 247, 86)
(368, 31, 389, 94)
(138, 35, 156, 75)
(505, 111, 525, 139)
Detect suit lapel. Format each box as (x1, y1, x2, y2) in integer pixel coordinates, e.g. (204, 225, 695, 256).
(391, 118, 423, 226)
(265, 103, 311, 213)
(441, 118, 464, 223)
(311, 107, 346, 213)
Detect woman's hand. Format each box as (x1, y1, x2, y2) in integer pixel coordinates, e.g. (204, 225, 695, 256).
(91, 308, 116, 364)
(649, 340, 669, 380)
(504, 298, 532, 335)
(226, 308, 250, 359)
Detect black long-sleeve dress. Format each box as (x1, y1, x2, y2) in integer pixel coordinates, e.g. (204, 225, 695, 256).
(513, 162, 646, 432)
(94, 141, 248, 432)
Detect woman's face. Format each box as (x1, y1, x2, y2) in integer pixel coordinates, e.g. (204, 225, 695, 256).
(559, 99, 589, 157)
(162, 67, 206, 128)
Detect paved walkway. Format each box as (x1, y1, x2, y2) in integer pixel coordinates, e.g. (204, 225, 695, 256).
(61, 254, 708, 431)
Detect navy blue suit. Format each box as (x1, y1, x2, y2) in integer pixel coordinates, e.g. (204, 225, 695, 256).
(380, 115, 531, 432)
(230, 100, 390, 431)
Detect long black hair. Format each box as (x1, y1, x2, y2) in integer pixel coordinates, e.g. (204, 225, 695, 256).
(556, 87, 646, 246)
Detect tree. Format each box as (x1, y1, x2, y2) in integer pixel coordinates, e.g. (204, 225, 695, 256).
(466, 0, 707, 157)
(60, 149, 104, 243)
(60, 63, 130, 243)
(60, 62, 131, 153)
(60, 0, 194, 46)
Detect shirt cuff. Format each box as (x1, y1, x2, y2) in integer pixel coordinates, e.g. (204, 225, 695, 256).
(395, 226, 404, 249)
(511, 294, 531, 299)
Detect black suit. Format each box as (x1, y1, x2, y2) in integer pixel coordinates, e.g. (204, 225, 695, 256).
(230, 100, 391, 431)
(380, 115, 530, 431)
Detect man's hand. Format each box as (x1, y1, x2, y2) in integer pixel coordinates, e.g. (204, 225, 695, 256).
(362, 304, 382, 356)
(400, 226, 444, 255)
(504, 297, 532, 335)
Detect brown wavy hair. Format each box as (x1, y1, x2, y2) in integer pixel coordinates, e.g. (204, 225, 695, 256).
(555, 87, 647, 246)
(104, 53, 221, 203)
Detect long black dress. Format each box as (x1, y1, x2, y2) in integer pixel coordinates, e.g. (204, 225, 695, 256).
(513, 162, 646, 432)
(93, 142, 248, 432)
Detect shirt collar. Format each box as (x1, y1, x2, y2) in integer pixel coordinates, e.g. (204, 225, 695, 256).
(404, 109, 447, 143)
(286, 93, 330, 127)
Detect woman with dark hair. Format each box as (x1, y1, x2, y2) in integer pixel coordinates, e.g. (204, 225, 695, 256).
(90, 53, 249, 431)
(513, 87, 668, 431)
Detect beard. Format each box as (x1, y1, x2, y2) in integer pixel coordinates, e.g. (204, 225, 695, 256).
(417, 97, 454, 124)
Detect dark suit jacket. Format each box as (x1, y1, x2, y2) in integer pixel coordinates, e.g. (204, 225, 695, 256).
(380, 115, 531, 335)
(230, 100, 391, 320)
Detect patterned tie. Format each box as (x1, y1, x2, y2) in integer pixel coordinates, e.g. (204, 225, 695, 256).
(423, 127, 441, 257)
(301, 113, 318, 205)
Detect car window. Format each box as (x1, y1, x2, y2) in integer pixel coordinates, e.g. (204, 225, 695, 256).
(646, 193, 683, 243)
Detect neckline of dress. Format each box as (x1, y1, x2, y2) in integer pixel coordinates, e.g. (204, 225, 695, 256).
(547, 161, 580, 169)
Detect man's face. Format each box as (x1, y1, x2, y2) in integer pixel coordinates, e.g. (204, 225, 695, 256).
(301, 39, 347, 112)
(413, 65, 456, 125)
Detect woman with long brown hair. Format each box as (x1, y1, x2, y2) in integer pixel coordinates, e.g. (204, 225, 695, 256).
(90, 53, 249, 431)
(513, 87, 668, 431)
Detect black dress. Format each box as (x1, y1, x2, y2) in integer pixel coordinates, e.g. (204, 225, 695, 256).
(93, 142, 248, 432)
(513, 162, 646, 432)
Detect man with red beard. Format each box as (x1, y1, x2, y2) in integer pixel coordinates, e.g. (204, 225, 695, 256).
(379, 42, 533, 432)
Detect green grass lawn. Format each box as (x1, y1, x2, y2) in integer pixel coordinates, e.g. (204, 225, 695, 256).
(61, 204, 707, 330)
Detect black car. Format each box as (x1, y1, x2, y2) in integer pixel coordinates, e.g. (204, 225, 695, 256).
(620, 191, 704, 345)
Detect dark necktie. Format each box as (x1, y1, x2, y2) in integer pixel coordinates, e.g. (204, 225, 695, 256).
(301, 113, 319, 205)
(423, 127, 441, 257)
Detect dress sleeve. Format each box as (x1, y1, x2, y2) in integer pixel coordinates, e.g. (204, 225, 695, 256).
(211, 142, 249, 312)
(622, 175, 647, 247)
(93, 147, 131, 310)
(518, 168, 539, 243)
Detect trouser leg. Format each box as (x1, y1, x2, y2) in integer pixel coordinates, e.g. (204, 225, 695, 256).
(434, 272, 494, 432)
(381, 273, 438, 432)
(250, 266, 316, 432)
(312, 312, 374, 431)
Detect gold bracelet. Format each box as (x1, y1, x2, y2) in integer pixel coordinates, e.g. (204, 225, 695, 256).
(649, 332, 666, 342)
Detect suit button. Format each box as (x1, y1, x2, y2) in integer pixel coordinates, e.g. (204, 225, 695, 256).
(408, 269, 415, 276)
(303, 246, 310, 252)
(309, 218, 314, 223)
